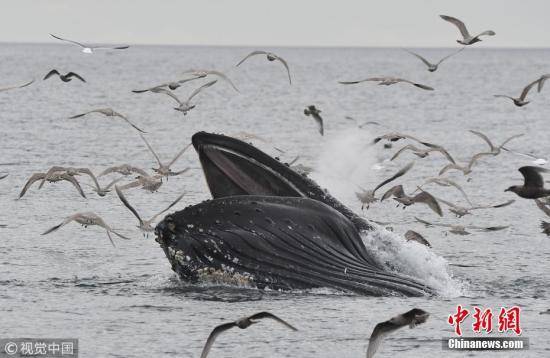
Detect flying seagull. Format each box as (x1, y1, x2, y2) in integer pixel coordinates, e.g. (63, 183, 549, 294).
(19, 172, 86, 199)
(303, 105, 324, 135)
(200, 312, 297, 358)
(69, 108, 146, 133)
(439, 15, 495, 45)
(181, 69, 238, 92)
(236, 50, 292, 84)
(494, 77, 547, 107)
(415, 217, 509, 236)
(43, 70, 86, 83)
(355, 161, 415, 209)
(381, 185, 443, 216)
(505, 166, 550, 199)
(42, 212, 131, 246)
(115, 186, 185, 234)
(403, 48, 464, 72)
(0, 79, 34, 93)
(37, 166, 99, 192)
(139, 133, 191, 177)
(339, 77, 434, 91)
(50, 34, 129, 54)
(366, 308, 429, 358)
(435, 196, 515, 218)
(149, 81, 217, 115)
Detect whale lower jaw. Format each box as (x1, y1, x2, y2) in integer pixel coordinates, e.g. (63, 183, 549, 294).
(155, 196, 433, 297)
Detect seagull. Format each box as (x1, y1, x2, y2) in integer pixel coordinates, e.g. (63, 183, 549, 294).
(43, 70, 86, 83)
(415, 217, 509, 236)
(150, 81, 217, 115)
(436, 196, 515, 218)
(439, 15, 495, 45)
(366, 308, 429, 358)
(403, 48, 464, 72)
(200, 312, 297, 358)
(355, 161, 415, 209)
(139, 133, 191, 177)
(0, 79, 34, 93)
(132, 77, 202, 93)
(37, 166, 99, 192)
(339, 77, 434, 91)
(416, 177, 471, 205)
(381, 185, 443, 216)
(42, 212, 131, 246)
(439, 131, 522, 175)
(98, 164, 149, 178)
(115, 186, 185, 234)
(182, 69, 238, 92)
(494, 77, 547, 107)
(303, 105, 324, 135)
(391, 143, 455, 164)
(69, 108, 146, 133)
(505, 166, 550, 199)
(117, 175, 163, 193)
(50, 34, 129, 54)
(404, 230, 431, 247)
(19, 172, 86, 198)
(236, 50, 292, 84)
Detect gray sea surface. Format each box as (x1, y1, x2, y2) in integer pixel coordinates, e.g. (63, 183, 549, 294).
(1, 44, 549, 357)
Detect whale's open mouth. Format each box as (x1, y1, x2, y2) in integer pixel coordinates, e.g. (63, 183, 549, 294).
(192, 132, 307, 198)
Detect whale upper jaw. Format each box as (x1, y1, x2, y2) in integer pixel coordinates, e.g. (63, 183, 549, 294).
(191, 132, 371, 231)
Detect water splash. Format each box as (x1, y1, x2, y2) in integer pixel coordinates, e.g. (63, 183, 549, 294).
(311, 129, 466, 297)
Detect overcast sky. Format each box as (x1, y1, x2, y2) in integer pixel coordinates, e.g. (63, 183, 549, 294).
(1, 0, 548, 47)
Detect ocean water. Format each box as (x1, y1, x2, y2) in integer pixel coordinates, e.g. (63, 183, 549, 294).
(1, 44, 549, 357)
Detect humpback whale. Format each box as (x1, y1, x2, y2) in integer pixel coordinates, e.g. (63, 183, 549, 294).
(155, 132, 433, 296)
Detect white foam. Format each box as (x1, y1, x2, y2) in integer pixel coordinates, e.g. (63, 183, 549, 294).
(310, 129, 466, 297)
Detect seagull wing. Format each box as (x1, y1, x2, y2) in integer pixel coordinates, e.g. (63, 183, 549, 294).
(339, 78, 382, 85)
(43, 69, 60, 80)
(77, 168, 100, 191)
(121, 117, 146, 133)
(366, 320, 402, 358)
(413, 191, 443, 216)
(248, 312, 298, 331)
(139, 133, 163, 167)
(519, 78, 542, 101)
(404, 49, 433, 67)
(41, 214, 79, 235)
(235, 50, 268, 66)
(381, 185, 405, 201)
(168, 143, 192, 167)
(440, 15, 471, 40)
(152, 88, 183, 105)
(519, 166, 548, 189)
(200, 322, 238, 358)
(396, 78, 434, 90)
(469, 130, 495, 152)
(19, 173, 46, 198)
(373, 161, 414, 194)
(187, 80, 218, 102)
(274, 55, 292, 84)
(498, 134, 523, 148)
(205, 70, 238, 92)
(66, 72, 86, 82)
(62, 174, 86, 198)
(115, 185, 143, 225)
(50, 33, 86, 48)
(420, 142, 456, 164)
(0, 79, 35, 92)
(390, 144, 420, 161)
(436, 47, 465, 65)
(149, 192, 186, 222)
